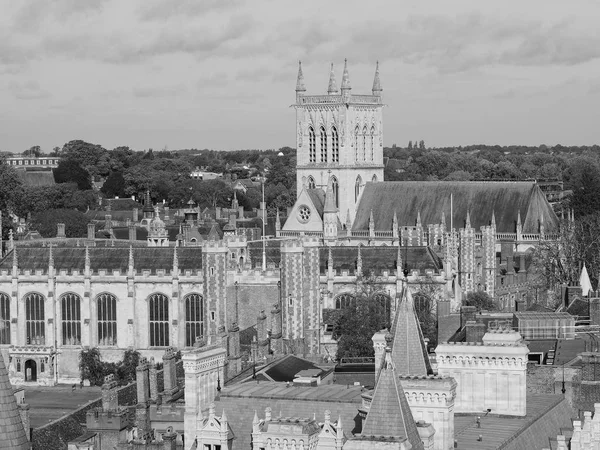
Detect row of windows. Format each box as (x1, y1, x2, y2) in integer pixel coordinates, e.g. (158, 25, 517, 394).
(308, 126, 339, 163)
(354, 125, 376, 162)
(334, 293, 392, 319)
(0, 292, 205, 348)
(7, 159, 59, 166)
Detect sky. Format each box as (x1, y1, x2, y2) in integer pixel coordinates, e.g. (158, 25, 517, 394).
(1, 0, 600, 153)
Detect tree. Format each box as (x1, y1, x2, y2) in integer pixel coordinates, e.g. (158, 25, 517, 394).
(29, 209, 89, 238)
(413, 275, 442, 347)
(465, 291, 496, 312)
(54, 159, 92, 190)
(334, 274, 391, 360)
(61, 140, 110, 179)
(101, 171, 126, 198)
(23, 145, 41, 157)
(0, 162, 24, 212)
(408, 140, 413, 150)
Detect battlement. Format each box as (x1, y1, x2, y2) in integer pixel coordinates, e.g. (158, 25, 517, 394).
(86, 406, 129, 431)
(149, 402, 185, 421)
(202, 240, 229, 252)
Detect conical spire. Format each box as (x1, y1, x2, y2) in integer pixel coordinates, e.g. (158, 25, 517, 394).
(390, 287, 431, 376)
(491, 210, 496, 229)
(517, 209, 522, 232)
(221, 409, 228, 431)
(372, 61, 382, 94)
(369, 209, 375, 229)
(324, 177, 337, 213)
(253, 410, 259, 425)
(341, 59, 351, 91)
(0, 351, 29, 448)
(392, 211, 398, 230)
(361, 348, 423, 447)
(416, 210, 422, 228)
(296, 60, 306, 92)
(327, 63, 338, 94)
(337, 416, 343, 438)
(465, 210, 471, 228)
(345, 209, 352, 230)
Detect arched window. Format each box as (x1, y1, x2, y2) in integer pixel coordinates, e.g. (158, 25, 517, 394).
(372, 174, 378, 182)
(355, 176, 362, 202)
(331, 126, 339, 163)
(308, 127, 316, 163)
(373, 293, 392, 326)
(332, 177, 339, 208)
(25, 293, 45, 345)
(185, 294, 204, 347)
(335, 294, 356, 309)
(354, 125, 360, 161)
(61, 293, 81, 345)
(97, 293, 117, 346)
(370, 126, 375, 161)
(0, 293, 9, 344)
(149, 294, 169, 347)
(307, 176, 316, 190)
(320, 126, 327, 162)
(362, 126, 368, 161)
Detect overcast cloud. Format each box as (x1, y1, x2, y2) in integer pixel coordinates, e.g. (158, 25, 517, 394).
(1, 0, 599, 152)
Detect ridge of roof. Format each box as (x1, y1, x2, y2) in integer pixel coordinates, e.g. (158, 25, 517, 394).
(390, 287, 432, 376)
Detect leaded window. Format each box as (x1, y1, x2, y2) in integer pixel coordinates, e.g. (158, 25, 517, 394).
(307, 176, 316, 189)
(0, 293, 9, 344)
(185, 294, 204, 347)
(331, 126, 339, 163)
(362, 126, 368, 161)
(335, 293, 356, 309)
(370, 126, 375, 160)
(149, 294, 169, 347)
(355, 176, 362, 202)
(25, 293, 45, 345)
(97, 293, 117, 346)
(61, 293, 81, 345)
(320, 126, 327, 162)
(354, 125, 359, 160)
(308, 127, 316, 162)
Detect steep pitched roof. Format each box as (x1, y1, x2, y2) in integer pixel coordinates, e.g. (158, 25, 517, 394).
(353, 181, 559, 234)
(0, 355, 29, 449)
(361, 350, 423, 449)
(390, 287, 432, 376)
(307, 189, 326, 218)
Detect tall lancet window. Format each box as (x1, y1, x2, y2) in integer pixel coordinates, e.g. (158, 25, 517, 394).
(331, 126, 339, 163)
(320, 126, 327, 162)
(332, 177, 339, 208)
(308, 126, 316, 163)
(354, 125, 360, 161)
(362, 126, 368, 161)
(0, 293, 9, 344)
(307, 176, 316, 189)
(355, 175, 362, 202)
(370, 126, 375, 161)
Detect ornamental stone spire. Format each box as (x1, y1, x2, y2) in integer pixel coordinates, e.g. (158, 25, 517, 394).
(327, 63, 338, 94)
(341, 59, 351, 102)
(296, 60, 306, 93)
(372, 60, 382, 95)
(465, 209, 471, 229)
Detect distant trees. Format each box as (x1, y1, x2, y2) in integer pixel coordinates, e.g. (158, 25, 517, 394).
(465, 291, 497, 312)
(29, 209, 89, 238)
(54, 159, 92, 190)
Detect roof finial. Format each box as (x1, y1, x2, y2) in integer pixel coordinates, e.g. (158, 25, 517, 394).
(12, 246, 17, 269)
(341, 59, 351, 91)
(327, 63, 338, 94)
(372, 60, 382, 95)
(48, 243, 54, 268)
(128, 245, 134, 268)
(491, 210, 496, 229)
(465, 210, 471, 228)
(173, 245, 178, 270)
(85, 244, 90, 268)
(296, 60, 306, 92)
(356, 244, 363, 275)
(337, 415, 344, 438)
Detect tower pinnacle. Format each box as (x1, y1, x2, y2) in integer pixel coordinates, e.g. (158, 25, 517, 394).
(327, 63, 338, 94)
(295, 60, 306, 92)
(341, 59, 351, 95)
(372, 61, 382, 95)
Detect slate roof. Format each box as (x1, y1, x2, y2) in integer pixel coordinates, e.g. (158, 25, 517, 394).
(0, 247, 202, 274)
(390, 287, 432, 376)
(361, 350, 423, 449)
(214, 382, 364, 449)
(248, 241, 282, 268)
(307, 189, 326, 218)
(353, 181, 559, 234)
(319, 246, 442, 275)
(262, 355, 325, 382)
(0, 354, 29, 449)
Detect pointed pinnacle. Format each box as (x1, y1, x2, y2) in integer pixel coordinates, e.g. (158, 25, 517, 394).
(128, 245, 134, 267)
(296, 60, 306, 92)
(372, 60, 382, 93)
(85, 245, 90, 267)
(328, 63, 338, 94)
(12, 247, 18, 267)
(466, 210, 471, 228)
(341, 58, 351, 90)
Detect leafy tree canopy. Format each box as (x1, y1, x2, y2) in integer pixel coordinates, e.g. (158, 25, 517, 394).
(465, 291, 497, 312)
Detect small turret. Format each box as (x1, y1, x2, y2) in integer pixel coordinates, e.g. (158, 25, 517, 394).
(372, 61, 382, 96)
(296, 60, 306, 102)
(340, 59, 351, 102)
(491, 210, 496, 229)
(327, 63, 338, 94)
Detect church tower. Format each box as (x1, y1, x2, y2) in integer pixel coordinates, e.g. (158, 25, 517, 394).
(293, 60, 384, 225)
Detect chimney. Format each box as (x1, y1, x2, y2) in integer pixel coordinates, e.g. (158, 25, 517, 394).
(437, 301, 451, 318)
(87, 223, 95, 240)
(270, 304, 282, 355)
(136, 358, 150, 405)
(460, 306, 476, 328)
(104, 215, 112, 232)
(133, 208, 139, 222)
(465, 321, 486, 343)
(228, 322, 241, 378)
(101, 374, 119, 412)
(215, 206, 221, 220)
(238, 205, 244, 219)
(164, 206, 170, 221)
(57, 223, 66, 238)
(128, 223, 136, 241)
(148, 358, 159, 404)
(229, 213, 236, 228)
(162, 348, 178, 401)
(18, 402, 30, 441)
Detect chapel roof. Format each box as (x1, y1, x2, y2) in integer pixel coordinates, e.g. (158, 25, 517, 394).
(353, 181, 559, 234)
(307, 189, 326, 218)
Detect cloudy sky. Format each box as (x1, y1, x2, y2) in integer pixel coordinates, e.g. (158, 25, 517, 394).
(1, 0, 599, 153)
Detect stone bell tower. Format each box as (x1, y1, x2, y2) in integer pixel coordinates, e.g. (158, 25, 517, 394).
(293, 60, 384, 225)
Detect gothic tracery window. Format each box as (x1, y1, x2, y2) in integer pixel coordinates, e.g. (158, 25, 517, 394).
(149, 293, 169, 347)
(370, 126, 375, 161)
(25, 293, 45, 345)
(61, 293, 82, 345)
(307, 176, 316, 190)
(185, 294, 204, 347)
(354, 125, 360, 161)
(332, 177, 339, 208)
(97, 293, 117, 346)
(331, 126, 339, 163)
(0, 293, 9, 344)
(308, 127, 316, 163)
(355, 175, 362, 202)
(362, 126, 368, 161)
(320, 126, 327, 162)
(335, 293, 356, 309)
